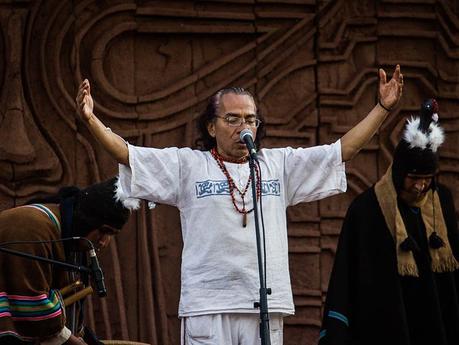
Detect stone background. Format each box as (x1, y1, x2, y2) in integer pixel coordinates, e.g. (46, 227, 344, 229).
(1, 1, 459, 344)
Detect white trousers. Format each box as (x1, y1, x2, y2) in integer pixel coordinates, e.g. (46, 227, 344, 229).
(181, 313, 283, 345)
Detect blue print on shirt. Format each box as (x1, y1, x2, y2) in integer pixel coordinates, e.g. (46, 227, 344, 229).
(195, 179, 281, 198)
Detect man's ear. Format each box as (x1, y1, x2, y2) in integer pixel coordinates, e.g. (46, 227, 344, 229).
(207, 121, 216, 138)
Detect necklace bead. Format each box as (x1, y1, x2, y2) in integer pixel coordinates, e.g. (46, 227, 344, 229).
(211, 147, 261, 227)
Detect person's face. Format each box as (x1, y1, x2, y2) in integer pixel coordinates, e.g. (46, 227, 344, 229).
(85, 225, 120, 250)
(207, 93, 258, 160)
(399, 173, 434, 203)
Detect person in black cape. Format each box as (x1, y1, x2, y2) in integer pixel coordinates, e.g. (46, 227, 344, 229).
(319, 99, 459, 345)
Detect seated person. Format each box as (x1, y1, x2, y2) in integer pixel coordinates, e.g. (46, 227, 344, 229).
(0, 177, 135, 345)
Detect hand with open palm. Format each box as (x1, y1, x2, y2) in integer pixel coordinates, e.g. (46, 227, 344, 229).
(378, 64, 403, 111)
(76, 79, 94, 123)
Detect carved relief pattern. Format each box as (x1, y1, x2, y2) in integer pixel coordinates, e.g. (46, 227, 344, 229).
(1, 1, 459, 344)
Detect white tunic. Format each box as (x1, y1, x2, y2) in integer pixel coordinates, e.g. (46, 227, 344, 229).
(118, 141, 346, 317)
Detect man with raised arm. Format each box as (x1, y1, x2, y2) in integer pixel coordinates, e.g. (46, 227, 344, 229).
(76, 66, 403, 345)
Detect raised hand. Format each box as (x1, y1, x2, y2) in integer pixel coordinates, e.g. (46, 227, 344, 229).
(76, 79, 94, 123)
(378, 64, 403, 111)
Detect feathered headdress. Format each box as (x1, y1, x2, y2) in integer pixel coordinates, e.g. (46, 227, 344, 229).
(402, 99, 444, 152)
(392, 99, 444, 190)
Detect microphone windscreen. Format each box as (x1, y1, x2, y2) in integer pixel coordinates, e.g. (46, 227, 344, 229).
(240, 128, 254, 141)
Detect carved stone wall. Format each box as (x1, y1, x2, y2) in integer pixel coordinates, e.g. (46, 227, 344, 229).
(0, 1, 458, 344)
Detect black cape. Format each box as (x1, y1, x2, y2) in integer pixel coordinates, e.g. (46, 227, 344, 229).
(319, 184, 459, 345)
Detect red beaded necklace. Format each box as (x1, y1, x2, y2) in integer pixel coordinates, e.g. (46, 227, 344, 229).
(210, 147, 261, 227)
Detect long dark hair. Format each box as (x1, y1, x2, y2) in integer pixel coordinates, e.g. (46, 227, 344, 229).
(195, 87, 266, 150)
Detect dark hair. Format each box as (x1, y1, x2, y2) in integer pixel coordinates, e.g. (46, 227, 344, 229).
(195, 87, 266, 150)
(73, 177, 129, 234)
(27, 177, 129, 237)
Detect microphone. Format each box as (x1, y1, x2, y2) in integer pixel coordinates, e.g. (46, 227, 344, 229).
(88, 248, 107, 297)
(240, 128, 258, 161)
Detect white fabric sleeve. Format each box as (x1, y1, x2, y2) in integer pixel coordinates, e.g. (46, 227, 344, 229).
(284, 139, 347, 205)
(40, 326, 71, 345)
(118, 144, 181, 206)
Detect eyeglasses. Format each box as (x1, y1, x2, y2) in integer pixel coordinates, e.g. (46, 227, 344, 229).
(216, 115, 261, 128)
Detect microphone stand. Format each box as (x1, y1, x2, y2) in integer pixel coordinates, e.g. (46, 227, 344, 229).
(0, 246, 91, 273)
(249, 155, 271, 345)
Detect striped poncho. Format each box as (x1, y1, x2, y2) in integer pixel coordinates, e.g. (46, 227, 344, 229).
(0, 204, 69, 343)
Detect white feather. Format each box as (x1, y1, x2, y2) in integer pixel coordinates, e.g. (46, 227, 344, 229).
(122, 198, 141, 210)
(403, 117, 429, 149)
(114, 177, 141, 211)
(428, 122, 445, 152)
